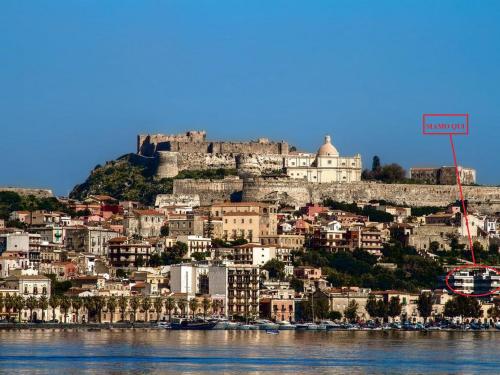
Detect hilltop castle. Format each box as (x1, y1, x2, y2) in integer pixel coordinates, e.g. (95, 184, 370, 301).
(136, 130, 362, 182)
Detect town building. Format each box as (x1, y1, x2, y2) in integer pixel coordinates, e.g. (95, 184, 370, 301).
(65, 226, 119, 255)
(210, 202, 278, 242)
(209, 263, 260, 319)
(107, 237, 153, 268)
(176, 235, 212, 258)
(259, 288, 295, 322)
(124, 210, 165, 238)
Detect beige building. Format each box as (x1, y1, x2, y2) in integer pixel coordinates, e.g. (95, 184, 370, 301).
(210, 202, 278, 242)
(285, 135, 362, 183)
(260, 234, 305, 250)
(124, 210, 166, 238)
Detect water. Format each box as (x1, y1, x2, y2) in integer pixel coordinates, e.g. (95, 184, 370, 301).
(0, 329, 499, 374)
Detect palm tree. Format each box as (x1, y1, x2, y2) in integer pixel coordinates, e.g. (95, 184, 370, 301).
(49, 295, 60, 322)
(59, 296, 71, 323)
(5, 294, 14, 320)
(177, 299, 187, 318)
(38, 296, 49, 322)
(93, 296, 106, 323)
(212, 300, 220, 316)
(71, 297, 83, 323)
(106, 296, 117, 324)
(165, 297, 176, 321)
(83, 297, 95, 323)
(141, 297, 152, 322)
(188, 299, 199, 319)
(153, 297, 164, 322)
(14, 295, 25, 323)
(118, 296, 128, 322)
(25, 296, 38, 322)
(129, 296, 141, 322)
(202, 297, 211, 319)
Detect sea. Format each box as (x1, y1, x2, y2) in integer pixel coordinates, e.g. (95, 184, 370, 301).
(0, 329, 498, 374)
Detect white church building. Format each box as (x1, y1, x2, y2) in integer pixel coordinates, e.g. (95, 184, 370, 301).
(285, 135, 362, 183)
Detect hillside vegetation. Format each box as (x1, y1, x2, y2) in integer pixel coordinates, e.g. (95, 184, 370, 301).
(70, 154, 237, 205)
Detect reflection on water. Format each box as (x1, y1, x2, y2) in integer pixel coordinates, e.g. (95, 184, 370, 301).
(0, 330, 499, 374)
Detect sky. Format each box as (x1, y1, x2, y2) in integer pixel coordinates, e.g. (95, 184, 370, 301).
(1, 0, 499, 195)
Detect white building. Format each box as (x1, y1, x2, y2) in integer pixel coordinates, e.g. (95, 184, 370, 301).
(285, 135, 362, 183)
(231, 244, 277, 267)
(170, 263, 209, 297)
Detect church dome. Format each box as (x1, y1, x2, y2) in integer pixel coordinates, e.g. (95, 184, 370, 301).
(317, 135, 339, 157)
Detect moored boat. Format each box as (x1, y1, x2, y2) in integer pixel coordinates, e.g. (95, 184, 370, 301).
(170, 318, 218, 330)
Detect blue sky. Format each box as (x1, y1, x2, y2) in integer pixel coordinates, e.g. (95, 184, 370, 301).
(1, 0, 499, 195)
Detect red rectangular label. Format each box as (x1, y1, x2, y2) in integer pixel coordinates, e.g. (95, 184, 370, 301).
(422, 114, 469, 135)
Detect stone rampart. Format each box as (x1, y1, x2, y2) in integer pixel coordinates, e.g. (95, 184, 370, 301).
(173, 178, 244, 205)
(171, 177, 500, 213)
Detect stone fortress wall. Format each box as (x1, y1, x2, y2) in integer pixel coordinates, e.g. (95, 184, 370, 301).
(136, 130, 289, 178)
(173, 177, 500, 214)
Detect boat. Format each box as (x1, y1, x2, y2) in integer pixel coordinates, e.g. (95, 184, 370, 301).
(277, 321, 296, 330)
(254, 319, 279, 330)
(157, 321, 171, 329)
(317, 320, 336, 330)
(266, 329, 279, 335)
(237, 323, 252, 330)
(296, 322, 318, 330)
(169, 318, 218, 330)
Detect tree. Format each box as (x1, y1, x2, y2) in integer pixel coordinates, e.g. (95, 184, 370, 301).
(129, 296, 141, 322)
(417, 293, 433, 323)
(39, 296, 48, 322)
(372, 155, 381, 172)
(365, 294, 378, 319)
(376, 300, 388, 322)
(429, 241, 440, 252)
(135, 255, 144, 268)
(141, 297, 152, 322)
(153, 297, 164, 322)
(106, 296, 117, 324)
(188, 299, 199, 319)
(83, 297, 95, 323)
(13, 295, 25, 323)
(201, 297, 212, 319)
(71, 297, 83, 323)
(118, 296, 128, 322)
(177, 299, 187, 318)
(165, 297, 176, 321)
(290, 277, 304, 293)
(473, 241, 484, 253)
(328, 311, 342, 321)
(387, 296, 402, 322)
(444, 299, 459, 319)
(59, 296, 71, 323)
(93, 296, 106, 323)
(262, 259, 286, 280)
(344, 300, 358, 322)
(25, 296, 38, 322)
(488, 303, 500, 321)
(489, 243, 499, 254)
(212, 300, 222, 316)
(49, 295, 60, 322)
(4, 294, 14, 320)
